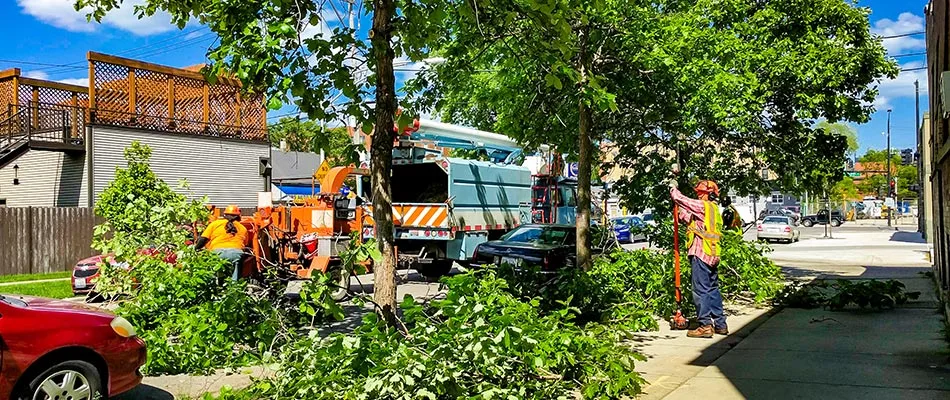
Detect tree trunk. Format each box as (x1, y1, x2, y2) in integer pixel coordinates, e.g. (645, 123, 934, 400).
(577, 101, 593, 270)
(370, 0, 398, 325)
(576, 26, 593, 271)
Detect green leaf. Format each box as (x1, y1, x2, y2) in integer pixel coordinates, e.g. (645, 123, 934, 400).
(544, 73, 562, 90)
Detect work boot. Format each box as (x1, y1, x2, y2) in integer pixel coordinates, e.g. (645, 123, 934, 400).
(687, 325, 714, 338)
(714, 326, 729, 335)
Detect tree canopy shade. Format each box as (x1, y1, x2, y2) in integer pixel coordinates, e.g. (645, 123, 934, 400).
(409, 0, 895, 265)
(76, 0, 445, 322)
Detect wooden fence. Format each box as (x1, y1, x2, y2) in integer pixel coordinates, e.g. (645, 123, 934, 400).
(0, 207, 100, 276)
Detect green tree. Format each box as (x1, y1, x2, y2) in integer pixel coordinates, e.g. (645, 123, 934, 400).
(858, 149, 901, 166)
(78, 0, 445, 322)
(897, 164, 919, 199)
(413, 0, 894, 257)
(830, 177, 860, 203)
(817, 121, 859, 156)
(269, 118, 361, 166)
(858, 174, 887, 197)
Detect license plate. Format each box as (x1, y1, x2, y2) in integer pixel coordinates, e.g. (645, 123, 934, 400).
(768, 227, 781, 232)
(74, 278, 86, 289)
(500, 256, 522, 267)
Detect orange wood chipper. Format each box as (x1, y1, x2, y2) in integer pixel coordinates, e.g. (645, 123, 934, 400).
(214, 165, 370, 300)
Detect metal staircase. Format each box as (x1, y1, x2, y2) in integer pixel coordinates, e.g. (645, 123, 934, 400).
(0, 102, 85, 168)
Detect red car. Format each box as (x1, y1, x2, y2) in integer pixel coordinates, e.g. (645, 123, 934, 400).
(72, 249, 179, 296)
(0, 295, 146, 399)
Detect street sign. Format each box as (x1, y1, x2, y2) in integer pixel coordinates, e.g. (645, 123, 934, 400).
(314, 160, 331, 181)
(847, 172, 861, 178)
(567, 162, 579, 178)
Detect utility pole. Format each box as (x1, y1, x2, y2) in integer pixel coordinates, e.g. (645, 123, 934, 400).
(887, 108, 893, 227)
(915, 79, 922, 233)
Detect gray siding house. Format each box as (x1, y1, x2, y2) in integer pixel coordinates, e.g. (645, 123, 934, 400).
(0, 53, 269, 209)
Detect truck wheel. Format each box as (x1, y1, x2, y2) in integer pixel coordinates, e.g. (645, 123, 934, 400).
(417, 260, 453, 279)
(327, 267, 351, 302)
(802, 220, 814, 228)
(830, 219, 841, 227)
(17, 360, 102, 400)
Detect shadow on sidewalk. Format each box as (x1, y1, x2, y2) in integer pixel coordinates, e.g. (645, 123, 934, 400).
(114, 384, 173, 400)
(891, 231, 927, 244)
(671, 265, 949, 399)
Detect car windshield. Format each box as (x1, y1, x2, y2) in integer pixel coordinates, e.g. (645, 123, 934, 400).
(642, 214, 653, 222)
(763, 217, 788, 224)
(611, 218, 630, 226)
(502, 226, 571, 245)
(0, 295, 28, 307)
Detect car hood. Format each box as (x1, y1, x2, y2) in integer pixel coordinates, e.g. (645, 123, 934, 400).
(481, 240, 562, 251)
(12, 296, 115, 318)
(77, 255, 105, 265)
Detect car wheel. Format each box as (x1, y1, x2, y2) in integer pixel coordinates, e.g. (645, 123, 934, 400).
(327, 267, 351, 302)
(830, 219, 841, 227)
(18, 360, 101, 400)
(802, 220, 814, 227)
(416, 260, 453, 280)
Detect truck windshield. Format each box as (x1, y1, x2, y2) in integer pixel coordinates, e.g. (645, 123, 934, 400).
(502, 226, 571, 245)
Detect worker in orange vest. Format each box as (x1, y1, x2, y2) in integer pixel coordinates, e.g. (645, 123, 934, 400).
(669, 179, 727, 338)
(195, 205, 248, 280)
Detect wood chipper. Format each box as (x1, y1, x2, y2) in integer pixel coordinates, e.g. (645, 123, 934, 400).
(240, 165, 370, 300)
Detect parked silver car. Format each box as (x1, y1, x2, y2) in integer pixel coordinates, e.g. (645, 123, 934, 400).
(757, 216, 800, 243)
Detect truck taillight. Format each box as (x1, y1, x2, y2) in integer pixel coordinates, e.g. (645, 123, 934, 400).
(543, 256, 550, 269)
(784, 226, 792, 233)
(756, 225, 763, 231)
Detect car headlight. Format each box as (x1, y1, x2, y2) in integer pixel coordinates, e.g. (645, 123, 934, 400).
(110, 316, 137, 338)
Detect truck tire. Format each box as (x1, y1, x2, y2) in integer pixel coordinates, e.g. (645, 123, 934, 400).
(830, 219, 841, 227)
(417, 260, 453, 279)
(16, 360, 102, 400)
(802, 219, 814, 228)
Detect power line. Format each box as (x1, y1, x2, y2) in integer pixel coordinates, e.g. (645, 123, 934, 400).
(0, 59, 85, 70)
(891, 52, 926, 58)
(900, 66, 927, 72)
(880, 31, 925, 39)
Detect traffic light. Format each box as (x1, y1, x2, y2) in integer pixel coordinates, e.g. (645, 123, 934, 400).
(889, 178, 896, 197)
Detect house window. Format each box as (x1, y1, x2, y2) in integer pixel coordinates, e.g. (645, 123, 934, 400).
(771, 193, 784, 204)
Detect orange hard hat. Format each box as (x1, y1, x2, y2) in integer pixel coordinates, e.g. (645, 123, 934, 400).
(694, 180, 720, 197)
(223, 205, 241, 215)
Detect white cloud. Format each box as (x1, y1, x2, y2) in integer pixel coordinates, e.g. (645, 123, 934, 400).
(872, 12, 926, 55)
(23, 70, 49, 80)
(17, 0, 178, 36)
(183, 29, 205, 40)
(57, 77, 89, 87)
(872, 60, 928, 110)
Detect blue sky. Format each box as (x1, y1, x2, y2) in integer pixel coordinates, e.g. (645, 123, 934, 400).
(0, 0, 930, 155)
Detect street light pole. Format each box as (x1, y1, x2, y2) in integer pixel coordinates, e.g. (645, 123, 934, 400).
(887, 108, 893, 227)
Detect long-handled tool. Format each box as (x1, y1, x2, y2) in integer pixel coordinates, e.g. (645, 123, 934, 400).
(671, 203, 689, 330)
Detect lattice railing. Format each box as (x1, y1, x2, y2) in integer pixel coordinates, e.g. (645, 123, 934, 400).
(89, 52, 267, 142)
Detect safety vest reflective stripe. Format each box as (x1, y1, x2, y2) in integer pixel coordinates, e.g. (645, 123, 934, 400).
(686, 201, 724, 257)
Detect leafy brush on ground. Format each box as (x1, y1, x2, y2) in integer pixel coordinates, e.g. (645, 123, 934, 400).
(775, 279, 921, 311)
(92, 142, 345, 375)
(498, 227, 783, 332)
(203, 270, 646, 399)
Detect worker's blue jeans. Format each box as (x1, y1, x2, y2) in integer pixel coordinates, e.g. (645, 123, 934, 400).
(690, 256, 726, 329)
(214, 249, 244, 281)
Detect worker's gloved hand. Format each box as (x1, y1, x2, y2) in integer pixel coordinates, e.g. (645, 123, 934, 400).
(665, 178, 678, 189)
(671, 163, 681, 175)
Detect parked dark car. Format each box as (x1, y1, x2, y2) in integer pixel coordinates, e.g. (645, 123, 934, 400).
(472, 224, 578, 271)
(0, 295, 146, 399)
(800, 209, 844, 227)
